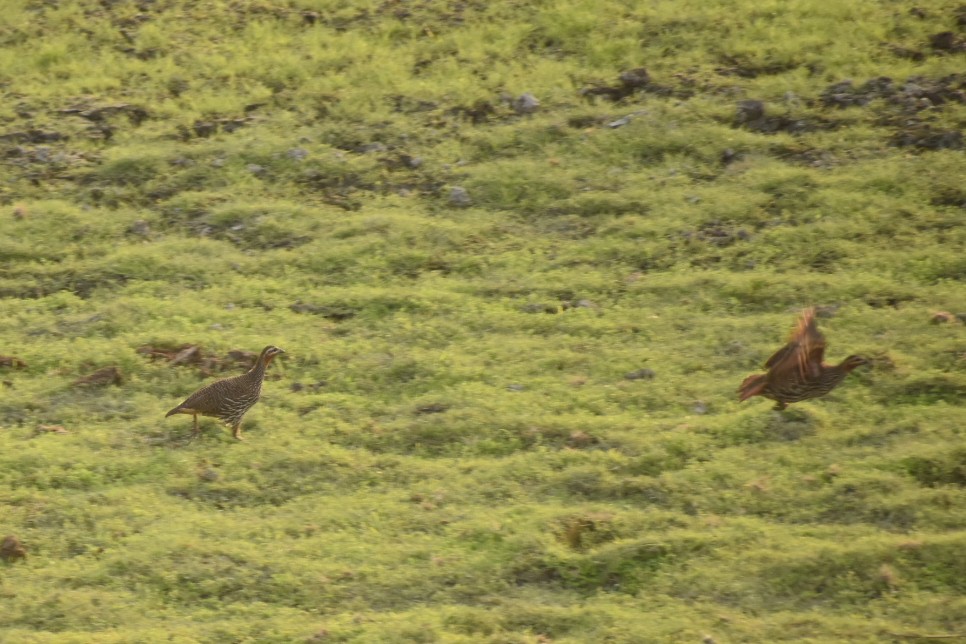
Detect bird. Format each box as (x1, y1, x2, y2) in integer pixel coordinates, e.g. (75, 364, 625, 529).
(165, 345, 285, 440)
(738, 308, 868, 410)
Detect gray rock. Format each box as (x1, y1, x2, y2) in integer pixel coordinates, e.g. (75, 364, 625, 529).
(513, 92, 540, 114)
(624, 368, 656, 381)
(449, 186, 472, 207)
(128, 220, 151, 236)
(736, 99, 765, 123)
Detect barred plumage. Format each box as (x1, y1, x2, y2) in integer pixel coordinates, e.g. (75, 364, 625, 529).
(165, 345, 285, 440)
(738, 309, 867, 410)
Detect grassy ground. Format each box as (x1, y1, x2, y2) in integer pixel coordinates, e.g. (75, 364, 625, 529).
(1, 0, 965, 641)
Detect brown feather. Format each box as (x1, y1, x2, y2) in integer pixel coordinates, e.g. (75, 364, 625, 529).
(738, 309, 866, 410)
(165, 345, 285, 440)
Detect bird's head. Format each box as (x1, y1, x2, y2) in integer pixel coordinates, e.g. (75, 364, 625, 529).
(841, 355, 870, 371)
(261, 345, 286, 364)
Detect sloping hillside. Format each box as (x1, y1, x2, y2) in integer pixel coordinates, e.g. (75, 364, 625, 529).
(1, 1, 964, 641)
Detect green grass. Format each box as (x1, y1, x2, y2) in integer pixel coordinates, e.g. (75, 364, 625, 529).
(2, 0, 966, 641)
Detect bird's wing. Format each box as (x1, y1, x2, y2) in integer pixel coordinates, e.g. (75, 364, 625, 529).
(764, 308, 825, 379)
(177, 377, 237, 413)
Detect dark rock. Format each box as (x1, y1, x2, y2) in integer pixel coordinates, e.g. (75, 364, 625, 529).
(415, 403, 449, 414)
(289, 301, 356, 320)
(520, 303, 558, 314)
(891, 125, 963, 150)
(929, 31, 959, 51)
(721, 148, 739, 164)
(735, 100, 765, 124)
(193, 121, 216, 137)
(618, 67, 650, 89)
(1, 535, 26, 562)
(888, 45, 925, 61)
(128, 219, 151, 236)
(624, 368, 656, 381)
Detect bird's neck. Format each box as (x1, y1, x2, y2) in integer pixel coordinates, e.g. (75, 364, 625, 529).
(823, 362, 851, 382)
(248, 357, 268, 379)
(836, 360, 859, 374)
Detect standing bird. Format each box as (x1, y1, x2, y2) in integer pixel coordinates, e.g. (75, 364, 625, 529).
(165, 345, 285, 440)
(738, 309, 868, 410)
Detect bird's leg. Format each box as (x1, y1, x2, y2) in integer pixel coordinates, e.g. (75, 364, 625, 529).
(232, 423, 244, 441)
(177, 414, 200, 446)
(773, 401, 788, 411)
(183, 414, 200, 443)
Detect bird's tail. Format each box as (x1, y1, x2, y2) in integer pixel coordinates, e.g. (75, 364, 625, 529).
(737, 374, 768, 402)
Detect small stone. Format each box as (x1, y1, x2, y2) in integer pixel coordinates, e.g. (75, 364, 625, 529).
(287, 147, 308, 160)
(720, 148, 738, 164)
(929, 31, 958, 51)
(930, 311, 956, 324)
(693, 402, 709, 415)
(513, 93, 540, 114)
(415, 403, 449, 415)
(199, 468, 219, 482)
(357, 142, 387, 153)
(520, 303, 558, 314)
(1, 535, 27, 562)
(247, 163, 266, 175)
(607, 116, 632, 128)
(736, 99, 765, 123)
(72, 366, 123, 387)
(128, 219, 151, 236)
(506, 384, 526, 392)
(618, 67, 650, 88)
(567, 430, 596, 448)
(35, 424, 69, 435)
(448, 186, 472, 207)
(624, 368, 656, 381)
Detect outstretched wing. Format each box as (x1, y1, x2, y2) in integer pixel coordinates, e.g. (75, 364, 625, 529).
(764, 308, 826, 380)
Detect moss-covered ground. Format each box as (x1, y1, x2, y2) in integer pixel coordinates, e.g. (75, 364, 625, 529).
(1, 0, 965, 641)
